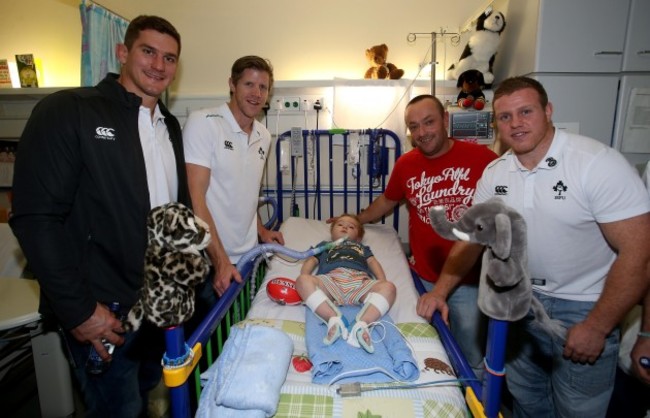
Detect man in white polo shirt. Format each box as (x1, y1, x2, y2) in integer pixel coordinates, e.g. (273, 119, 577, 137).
(434, 76, 650, 418)
(183, 56, 284, 300)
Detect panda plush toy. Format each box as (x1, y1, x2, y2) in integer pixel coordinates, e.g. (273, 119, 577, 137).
(447, 8, 506, 86)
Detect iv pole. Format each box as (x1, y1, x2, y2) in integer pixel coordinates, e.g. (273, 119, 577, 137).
(408, 6, 492, 96)
(407, 30, 459, 97)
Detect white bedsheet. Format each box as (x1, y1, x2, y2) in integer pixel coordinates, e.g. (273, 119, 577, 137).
(247, 217, 424, 324)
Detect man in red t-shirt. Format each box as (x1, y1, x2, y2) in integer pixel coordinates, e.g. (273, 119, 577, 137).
(357, 94, 497, 378)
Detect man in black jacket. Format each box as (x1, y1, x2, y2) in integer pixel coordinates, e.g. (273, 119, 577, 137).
(10, 15, 188, 417)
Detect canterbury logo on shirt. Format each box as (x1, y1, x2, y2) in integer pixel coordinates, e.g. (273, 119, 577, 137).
(224, 140, 234, 150)
(95, 127, 115, 140)
(494, 185, 508, 195)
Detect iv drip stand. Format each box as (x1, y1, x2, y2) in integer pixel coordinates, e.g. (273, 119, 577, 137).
(407, 30, 458, 97)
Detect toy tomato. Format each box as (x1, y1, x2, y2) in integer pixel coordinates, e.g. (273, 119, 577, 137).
(291, 354, 313, 373)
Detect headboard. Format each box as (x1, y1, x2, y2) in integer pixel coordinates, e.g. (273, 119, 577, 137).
(262, 129, 402, 230)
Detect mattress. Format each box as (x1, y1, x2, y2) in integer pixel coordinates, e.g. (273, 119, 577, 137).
(219, 217, 469, 417)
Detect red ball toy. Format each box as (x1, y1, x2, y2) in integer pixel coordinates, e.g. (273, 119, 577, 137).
(266, 277, 302, 306)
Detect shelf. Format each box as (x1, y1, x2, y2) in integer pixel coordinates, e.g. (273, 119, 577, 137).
(0, 89, 67, 138)
(0, 87, 69, 101)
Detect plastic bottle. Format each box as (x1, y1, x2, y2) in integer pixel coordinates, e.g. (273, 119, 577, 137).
(86, 302, 120, 375)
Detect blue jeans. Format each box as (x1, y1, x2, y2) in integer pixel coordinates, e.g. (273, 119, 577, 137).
(506, 292, 619, 418)
(420, 278, 487, 381)
(62, 322, 164, 418)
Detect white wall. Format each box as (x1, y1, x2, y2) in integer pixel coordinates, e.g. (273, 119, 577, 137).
(0, 0, 492, 95)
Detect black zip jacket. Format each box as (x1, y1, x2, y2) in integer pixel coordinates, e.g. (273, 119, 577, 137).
(10, 74, 191, 330)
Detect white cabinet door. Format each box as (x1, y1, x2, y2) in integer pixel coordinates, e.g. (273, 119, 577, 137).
(622, 0, 650, 72)
(535, 0, 629, 73)
(612, 74, 650, 166)
(534, 74, 620, 146)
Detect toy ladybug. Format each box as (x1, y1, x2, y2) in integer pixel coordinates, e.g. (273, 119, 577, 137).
(456, 69, 486, 110)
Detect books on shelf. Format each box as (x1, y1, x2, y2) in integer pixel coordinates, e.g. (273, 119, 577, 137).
(15, 54, 38, 88)
(0, 59, 12, 88)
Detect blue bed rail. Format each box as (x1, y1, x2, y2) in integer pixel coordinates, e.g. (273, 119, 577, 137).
(265, 128, 401, 229)
(163, 254, 262, 417)
(411, 268, 507, 418)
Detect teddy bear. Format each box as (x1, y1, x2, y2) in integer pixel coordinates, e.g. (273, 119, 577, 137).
(364, 44, 404, 80)
(447, 8, 506, 86)
(456, 69, 486, 110)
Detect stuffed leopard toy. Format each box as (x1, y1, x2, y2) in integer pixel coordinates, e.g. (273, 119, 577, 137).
(123, 202, 211, 332)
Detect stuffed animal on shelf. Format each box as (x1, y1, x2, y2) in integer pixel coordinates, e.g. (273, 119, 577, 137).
(364, 43, 404, 80)
(447, 9, 506, 86)
(456, 69, 486, 110)
(428, 198, 566, 341)
(123, 202, 211, 332)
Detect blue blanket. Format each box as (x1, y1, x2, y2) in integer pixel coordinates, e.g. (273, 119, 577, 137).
(197, 324, 293, 418)
(306, 305, 419, 385)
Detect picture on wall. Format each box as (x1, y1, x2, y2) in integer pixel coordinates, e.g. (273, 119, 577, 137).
(0, 59, 12, 88)
(15, 54, 38, 88)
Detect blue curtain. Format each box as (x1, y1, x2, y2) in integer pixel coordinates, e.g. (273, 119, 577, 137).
(79, 1, 129, 86)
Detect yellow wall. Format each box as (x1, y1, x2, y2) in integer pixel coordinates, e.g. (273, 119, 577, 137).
(0, 0, 491, 95)
(1, 0, 81, 88)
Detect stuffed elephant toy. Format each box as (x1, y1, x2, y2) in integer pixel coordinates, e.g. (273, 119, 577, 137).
(429, 197, 566, 340)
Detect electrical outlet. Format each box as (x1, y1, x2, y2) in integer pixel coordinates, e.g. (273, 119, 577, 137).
(283, 96, 301, 111)
(301, 95, 325, 112)
(269, 95, 325, 114)
(300, 98, 312, 112)
(312, 96, 325, 111)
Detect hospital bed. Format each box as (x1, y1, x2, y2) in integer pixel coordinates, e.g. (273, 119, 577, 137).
(162, 129, 506, 418)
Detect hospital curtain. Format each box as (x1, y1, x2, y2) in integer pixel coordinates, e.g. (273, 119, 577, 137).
(79, 0, 129, 86)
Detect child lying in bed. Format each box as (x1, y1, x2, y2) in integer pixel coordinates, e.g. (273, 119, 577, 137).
(296, 214, 396, 353)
